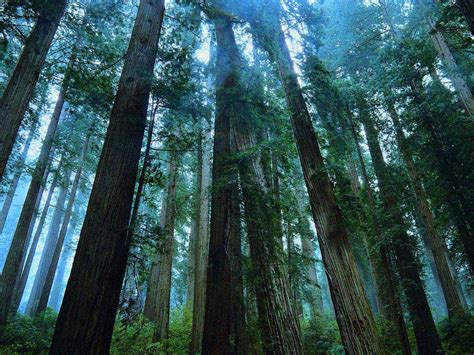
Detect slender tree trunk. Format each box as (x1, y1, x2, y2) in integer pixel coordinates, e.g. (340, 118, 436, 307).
(190, 124, 212, 353)
(121, 103, 157, 311)
(12, 168, 59, 312)
(49, 1, 165, 352)
(387, 103, 466, 316)
(0, 0, 67, 179)
(0, 126, 36, 233)
(49, 202, 79, 312)
(360, 107, 443, 354)
(151, 155, 178, 342)
(186, 217, 196, 306)
(347, 109, 411, 355)
(0, 97, 67, 329)
(26, 168, 71, 317)
(426, 17, 474, 115)
(36, 135, 90, 316)
(250, 15, 383, 354)
(455, 0, 474, 34)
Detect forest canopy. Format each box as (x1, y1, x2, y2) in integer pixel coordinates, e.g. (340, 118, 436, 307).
(0, 0, 473, 354)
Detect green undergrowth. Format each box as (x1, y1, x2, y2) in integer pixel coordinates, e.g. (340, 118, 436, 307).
(0, 309, 57, 354)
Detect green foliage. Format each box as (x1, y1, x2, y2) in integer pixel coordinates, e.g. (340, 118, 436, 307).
(110, 307, 192, 355)
(0, 310, 57, 355)
(302, 315, 343, 355)
(438, 312, 474, 354)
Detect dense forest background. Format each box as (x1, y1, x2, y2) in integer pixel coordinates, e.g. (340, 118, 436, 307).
(0, 0, 473, 353)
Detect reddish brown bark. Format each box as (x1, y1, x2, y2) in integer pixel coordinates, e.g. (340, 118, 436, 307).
(0, 0, 67, 179)
(49, 1, 165, 353)
(247, 6, 383, 351)
(360, 106, 443, 354)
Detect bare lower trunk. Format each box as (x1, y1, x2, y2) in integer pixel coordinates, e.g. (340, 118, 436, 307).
(26, 169, 71, 317)
(12, 168, 59, 312)
(49, 2, 165, 352)
(388, 103, 466, 316)
(361, 108, 443, 354)
(36, 134, 90, 316)
(0, 95, 67, 328)
(0, 126, 36, 233)
(190, 124, 212, 353)
(250, 16, 383, 354)
(0, 0, 67, 179)
(151, 155, 178, 342)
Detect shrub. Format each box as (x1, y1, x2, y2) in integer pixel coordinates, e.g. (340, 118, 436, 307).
(302, 314, 343, 355)
(0, 309, 57, 354)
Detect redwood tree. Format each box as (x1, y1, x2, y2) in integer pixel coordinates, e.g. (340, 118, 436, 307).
(0, 0, 67, 179)
(49, 1, 165, 353)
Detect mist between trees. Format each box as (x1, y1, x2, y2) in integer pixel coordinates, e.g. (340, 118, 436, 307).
(0, 0, 473, 354)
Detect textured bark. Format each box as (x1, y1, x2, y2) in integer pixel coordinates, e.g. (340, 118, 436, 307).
(26, 169, 71, 317)
(347, 111, 411, 355)
(202, 17, 248, 355)
(49, 1, 165, 353)
(12, 168, 59, 312)
(190, 125, 212, 354)
(36, 135, 89, 316)
(249, 13, 383, 354)
(0, 95, 67, 328)
(387, 103, 466, 316)
(0, 0, 67, 179)
(456, 0, 474, 34)
(209, 16, 302, 354)
(427, 17, 474, 115)
(360, 109, 443, 354)
(411, 79, 474, 273)
(0, 126, 36, 233)
(151, 155, 178, 342)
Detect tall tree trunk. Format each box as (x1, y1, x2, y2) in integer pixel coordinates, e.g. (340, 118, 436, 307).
(249, 14, 383, 354)
(202, 17, 248, 355)
(0, 97, 67, 329)
(186, 217, 196, 306)
(426, 16, 474, 115)
(12, 167, 59, 312)
(360, 107, 443, 354)
(26, 168, 71, 317)
(0, 126, 36, 233)
(190, 124, 212, 353)
(347, 109, 411, 355)
(49, 1, 165, 352)
(36, 134, 90, 316)
(121, 103, 157, 311)
(208, 16, 301, 354)
(411, 79, 474, 272)
(148, 154, 178, 342)
(387, 102, 466, 316)
(0, 0, 67, 179)
(455, 0, 474, 34)
(49, 200, 79, 312)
